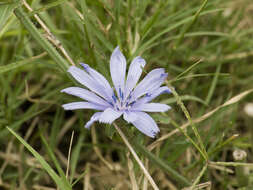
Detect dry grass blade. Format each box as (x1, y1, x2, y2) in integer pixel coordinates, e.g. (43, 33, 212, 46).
(33, 185, 56, 190)
(22, 0, 75, 66)
(202, 50, 253, 62)
(142, 159, 150, 190)
(210, 161, 253, 167)
(148, 88, 253, 150)
(66, 131, 74, 179)
(182, 181, 211, 190)
(0, 138, 14, 176)
(25, 80, 57, 105)
(127, 152, 139, 190)
(91, 126, 114, 170)
(19, 117, 39, 189)
(84, 163, 90, 190)
(113, 123, 159, 190)
(56, 116, 77, 146)
(208, 163, 234, 174)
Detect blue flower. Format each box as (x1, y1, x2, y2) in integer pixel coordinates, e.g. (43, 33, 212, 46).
(61, 47, 171, 138)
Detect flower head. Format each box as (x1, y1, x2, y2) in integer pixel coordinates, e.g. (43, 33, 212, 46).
(61, 47, 171, 138)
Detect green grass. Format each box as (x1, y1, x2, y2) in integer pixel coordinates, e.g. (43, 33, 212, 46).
(1, 0, 253, 189)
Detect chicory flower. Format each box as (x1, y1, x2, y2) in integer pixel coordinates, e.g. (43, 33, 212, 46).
(61, 47, 171, 138)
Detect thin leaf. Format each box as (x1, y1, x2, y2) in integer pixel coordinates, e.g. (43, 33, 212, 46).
(0, 53, 47, 74)
(0, 2, 19, 30)
(7, 127, 71, 190)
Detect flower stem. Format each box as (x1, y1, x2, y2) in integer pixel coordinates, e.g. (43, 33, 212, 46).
(167, 84, 208, 161)
(113, 123, 159, 190)
(190, 163, 208, 190)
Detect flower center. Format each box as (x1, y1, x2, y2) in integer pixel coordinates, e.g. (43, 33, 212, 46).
(110, 89, 135, 112)
(113, 98, 132, 111)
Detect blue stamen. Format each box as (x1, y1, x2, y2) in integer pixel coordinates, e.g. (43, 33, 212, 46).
(112, 94, 117, 103)
(119, 87, 124, 100)
(130, 101, 136, 106)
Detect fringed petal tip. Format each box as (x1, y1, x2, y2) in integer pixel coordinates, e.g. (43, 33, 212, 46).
(84, 112, 102, 129)
(166, 105, 172, 111)
(149, 130, 159, 138)
(145, 128, 160, 138)
(123, 112, 159, 138)
(80, 63, 89, 71)
(165, 88, 171, 94)
(84, 122, 92, 129)
(98, 119, 112, 124)
(62, 104, 71, 110)
(162, 72, 168, 78)
(60, 89, 66, 93)
(159, 104, 171, 112)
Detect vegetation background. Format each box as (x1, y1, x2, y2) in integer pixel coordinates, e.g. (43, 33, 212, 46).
(0, 0, 253, 189)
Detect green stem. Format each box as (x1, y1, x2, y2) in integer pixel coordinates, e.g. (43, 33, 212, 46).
(190, 164, 208, 190)
(170, 119, 207, 161)
(168, 84, 208, 161)
(211, 161, 253, 167)
(133, 138, 191, 186)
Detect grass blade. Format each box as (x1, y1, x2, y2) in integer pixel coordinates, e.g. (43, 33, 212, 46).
(14, 7, 69, 72)
(0, 2, 19, 30)
(7, 127, 72, 190)
(132, 140, 191, 186)
(0, 53, 47, 74)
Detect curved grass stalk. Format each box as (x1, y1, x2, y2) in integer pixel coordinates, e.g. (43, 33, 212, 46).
(113, 123, 159, 190)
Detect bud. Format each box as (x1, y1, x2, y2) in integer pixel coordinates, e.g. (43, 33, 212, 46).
(233, 149, 247, 161)
(244, 103, 253, 117)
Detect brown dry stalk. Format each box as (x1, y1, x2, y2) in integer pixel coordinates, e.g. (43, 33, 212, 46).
(22, 0, 75, 66)
(113, 123, 159, 190)
(148, 88, 253, 151)
(91, 127, 114, 170)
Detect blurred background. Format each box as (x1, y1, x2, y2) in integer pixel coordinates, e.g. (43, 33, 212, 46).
(0, 0, 253, 189)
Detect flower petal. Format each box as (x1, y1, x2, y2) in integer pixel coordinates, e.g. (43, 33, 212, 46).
(62, 102, 107, 111)
(130, 68, 167, 102)
(131, 103, 171, 112)
(61, 87, 111, 107)
(147, 86, 171, 101)
(123, 111, 138, 122)
(124, 56, 146, 99)
(99, 108, 122, 124)
(68, 66, 110, 101)
(123, 111, 159, 138)
(85, 112, 102, 129)
(134, 86, 171, 105)
(110, 46, 126, 99)
(80, 63, 114, 101)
